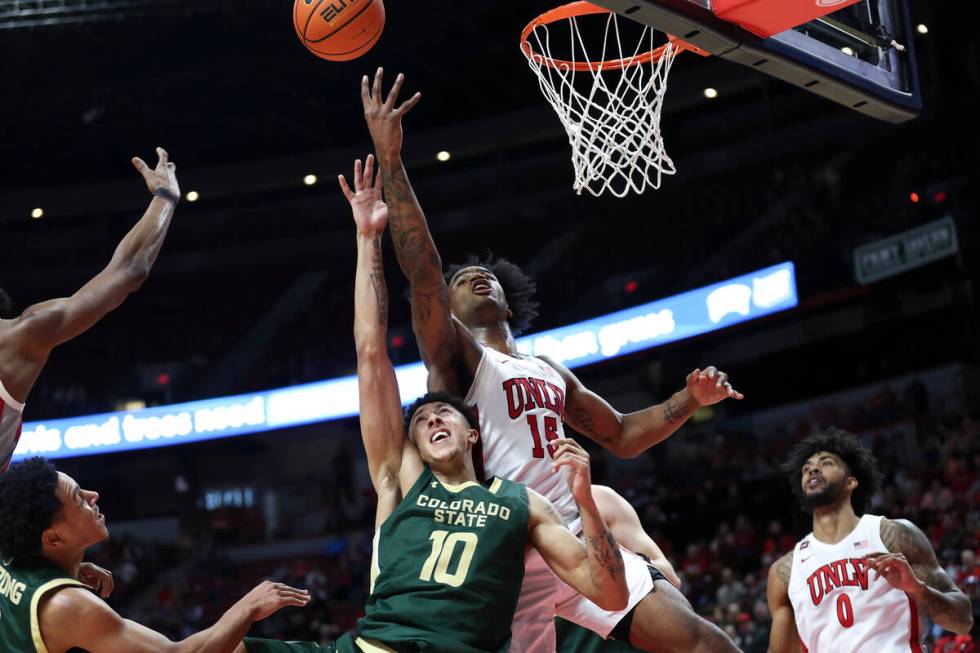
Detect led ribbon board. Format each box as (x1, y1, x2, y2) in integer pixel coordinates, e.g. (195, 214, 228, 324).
(14, 262, 796, 461)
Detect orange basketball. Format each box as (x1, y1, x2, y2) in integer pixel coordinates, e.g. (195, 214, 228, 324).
(293, 0, 385, 62)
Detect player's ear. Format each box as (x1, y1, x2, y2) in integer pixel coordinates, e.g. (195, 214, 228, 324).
(41, 525, 66, 550)
(506, 305, 513, 319)
(845, 475, 858, 493)
(467, 429, 480, 446)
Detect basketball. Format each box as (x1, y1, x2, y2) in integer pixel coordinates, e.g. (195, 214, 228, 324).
(293, 0, 385, 62)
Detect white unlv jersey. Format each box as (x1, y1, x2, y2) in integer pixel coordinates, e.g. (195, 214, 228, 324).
(0, 378, 25, 474)
(788, 514, 923, 653)
(465, 346, 578, 522)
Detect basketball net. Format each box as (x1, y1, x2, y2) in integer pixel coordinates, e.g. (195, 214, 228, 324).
(521, 3, 683, 198)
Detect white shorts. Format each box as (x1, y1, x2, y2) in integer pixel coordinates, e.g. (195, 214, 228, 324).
(508, 522, 656, 653)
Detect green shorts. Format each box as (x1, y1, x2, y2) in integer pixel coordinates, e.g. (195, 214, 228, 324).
(243, 633, 358, 653)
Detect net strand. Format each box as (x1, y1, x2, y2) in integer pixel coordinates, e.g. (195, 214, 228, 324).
(523, 12, 678, 197)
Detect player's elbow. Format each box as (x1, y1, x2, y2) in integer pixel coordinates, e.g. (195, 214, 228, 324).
(122, 262, 151, 290)
(952, 610, 973, 635)
(593, 585, 629, 612)
(355, 339, 389, 363)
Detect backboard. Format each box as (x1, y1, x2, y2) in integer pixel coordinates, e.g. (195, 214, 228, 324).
(588, 0, 921, 123)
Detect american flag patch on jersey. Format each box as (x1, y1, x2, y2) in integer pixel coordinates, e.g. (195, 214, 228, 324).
(853, 539, 869, 549)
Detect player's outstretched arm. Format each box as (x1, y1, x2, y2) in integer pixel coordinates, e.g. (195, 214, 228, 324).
(541, 356, 743, 459)
(876, 517, 973, 634)
(360, 68, 469, 393)
(528, 438, 628, 612)
(15, 148, 179, 358)
(343, 156, 421, 526)
(38, 581, 308, 653)
(766, 552, 801, 653)
(591, 484, 681, 588)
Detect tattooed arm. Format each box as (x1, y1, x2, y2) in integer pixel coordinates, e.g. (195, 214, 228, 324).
(527, 486, 628, 612)
(875, 518, 973, 634)
(767, 552, 801, 653)
(343, 156, 421, 526)
(540, 356, 741, 458)
(360, 68, 471, 394)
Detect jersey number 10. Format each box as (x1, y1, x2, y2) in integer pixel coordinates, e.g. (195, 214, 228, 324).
(420, 530, 478, 588)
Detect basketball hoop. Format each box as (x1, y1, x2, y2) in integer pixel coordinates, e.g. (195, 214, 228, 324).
(520, 2, 707, 197)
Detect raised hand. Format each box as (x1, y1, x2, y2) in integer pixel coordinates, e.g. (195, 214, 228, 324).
(686, 366, 744, 406)
(339, 154, 388, 236)
(237, 580, 310, 622)
(132, 147, 180, 204)
(77, 561, 114, 599)
(551, 437, 594, 504)
(361, 68, 422, 161)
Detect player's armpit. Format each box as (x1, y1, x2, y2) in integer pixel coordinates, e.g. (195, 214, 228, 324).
(766, 553, 801, 653)
(38, 586, 179, 653)
(880, 518, 974, 634)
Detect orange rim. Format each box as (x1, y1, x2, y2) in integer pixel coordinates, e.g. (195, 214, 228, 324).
(520, 1, 707, 71)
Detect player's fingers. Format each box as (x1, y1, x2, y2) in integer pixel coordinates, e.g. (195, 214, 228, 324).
(394, 92, 422, 117)
(372, 67, 384, 104)
(132, 157, 149, 175)
(360, 75, 371, 108)
(704, 366, 717, 379)
(715, 372, 728, 387)
(338, 175, 354, 200)
(353, 159, 363, 190)
(364, 154, 375, 188)
(156, 147, 168, 166)
(384, 73, 404, 109)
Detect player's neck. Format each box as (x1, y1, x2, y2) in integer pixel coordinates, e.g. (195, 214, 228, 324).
(810, 501, 861, 545)
(468, 321, 520, 357)
(431, 456, 479, 487)
(42, 546, 85, 579)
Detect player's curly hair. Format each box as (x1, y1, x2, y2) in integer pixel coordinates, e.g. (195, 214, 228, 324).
(0, 287, 13, 319)
(404, 391, 479, 441)
(783, 427, 884, 515)
(0, 457, 62, 561)
(445, 254, 540, 335)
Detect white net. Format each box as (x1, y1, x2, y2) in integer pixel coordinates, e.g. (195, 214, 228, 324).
(522, 10, 680, 197)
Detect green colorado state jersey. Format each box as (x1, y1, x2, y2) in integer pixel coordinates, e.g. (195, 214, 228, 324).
(356, 467, 529, 653)
(0, 557, 86, 653)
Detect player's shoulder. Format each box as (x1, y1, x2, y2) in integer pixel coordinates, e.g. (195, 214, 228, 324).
(38, 585, 119, 647)
(525, 486, 561, 526)
(768, 549, 795, 587)
(879, 516, 929, 554)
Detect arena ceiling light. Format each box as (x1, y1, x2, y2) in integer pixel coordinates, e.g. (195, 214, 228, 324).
(31, 208, 43, 219)
(303, 174, 318, 186)
(436, 151, 451, 162)
(185, 191, 200, 202)
(916, 24, 928, 35)
(703, 88, 718, 99)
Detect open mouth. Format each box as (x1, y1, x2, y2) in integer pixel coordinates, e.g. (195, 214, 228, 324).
(430, 430, 451, 445)
(472, 280, 492, 295)
(806, 477, 824, 489)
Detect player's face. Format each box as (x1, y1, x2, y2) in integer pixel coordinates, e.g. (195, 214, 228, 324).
(800, 451, 853, 509)
(448, 266, 510, 327)
(409, 402, 478, 465)
(50, 472, 109, 548)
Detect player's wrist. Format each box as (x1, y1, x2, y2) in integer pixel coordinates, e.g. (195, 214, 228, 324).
(152, 188, 180, 204)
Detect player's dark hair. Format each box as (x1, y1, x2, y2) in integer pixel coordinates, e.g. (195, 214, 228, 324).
(404, 391, 479, 440)
(0, 458, 62, 561)
(0, 287, 13, 318)
(783, 427, 884, 515)
(445, 254, 540, 335)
